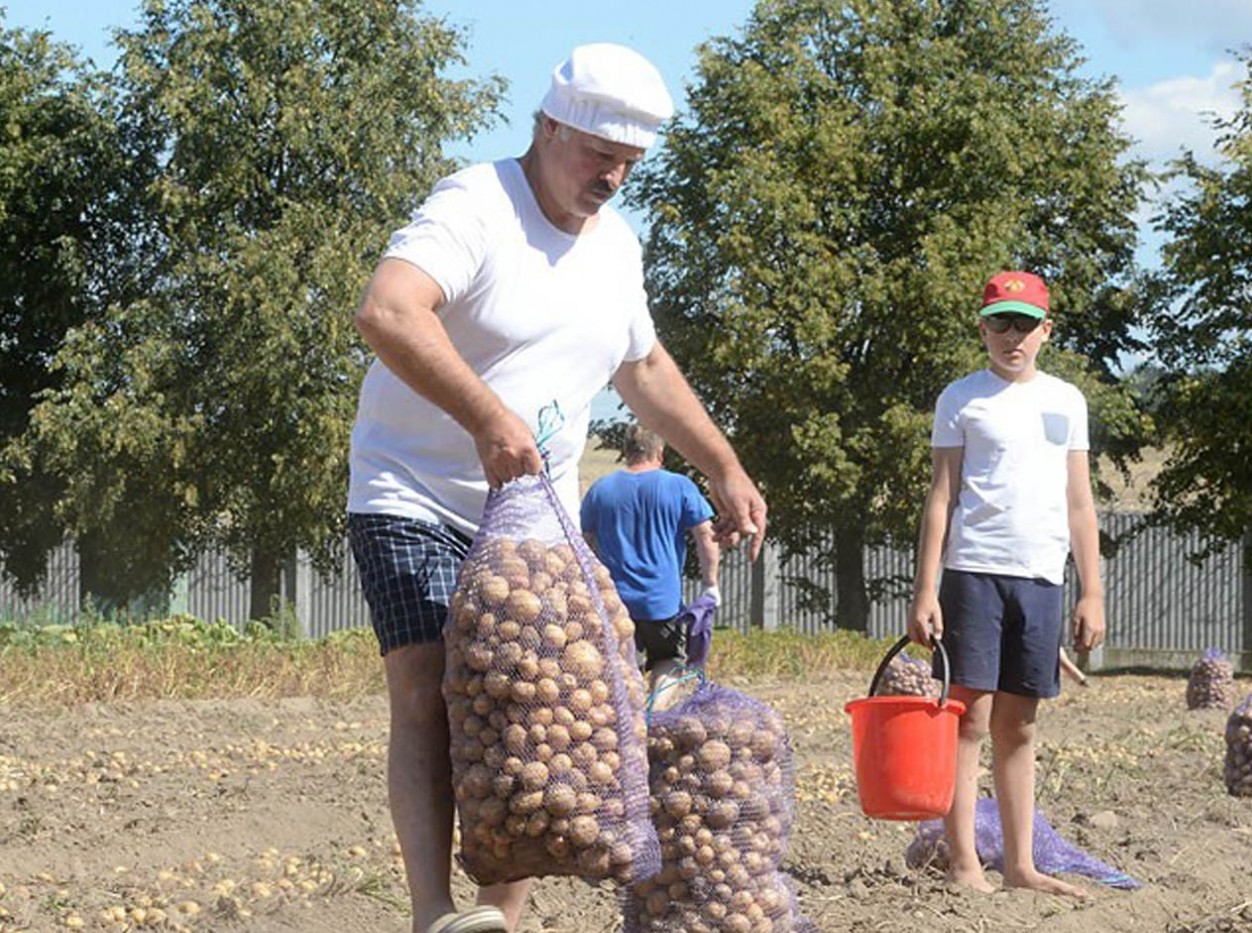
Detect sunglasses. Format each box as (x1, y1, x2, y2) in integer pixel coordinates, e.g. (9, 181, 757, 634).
(983, 313, 1043, 334)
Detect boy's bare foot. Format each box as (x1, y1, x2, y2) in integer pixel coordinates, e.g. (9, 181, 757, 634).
(946, 867, 997, 894)
(1003, 869, 1088, 897)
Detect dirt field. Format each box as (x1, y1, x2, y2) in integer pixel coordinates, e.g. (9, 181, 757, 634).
(2, 670, 1250, 933)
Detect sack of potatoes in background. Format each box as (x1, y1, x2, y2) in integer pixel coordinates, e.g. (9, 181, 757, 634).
(443, 474, 661, 886)
(1225, 693, 1252, 798)
(625, 682, 816, 933)
(1186, 647, 1239, 711)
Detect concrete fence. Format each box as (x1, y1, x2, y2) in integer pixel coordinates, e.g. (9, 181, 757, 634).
(3, 513, 1250, 672)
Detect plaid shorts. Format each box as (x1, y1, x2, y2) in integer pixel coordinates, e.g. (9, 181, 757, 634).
(347, 512, 472, 656)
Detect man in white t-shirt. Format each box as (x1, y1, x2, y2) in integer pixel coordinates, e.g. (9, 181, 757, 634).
(907, 271, 1105, 900)
(346, 44, 768, 933)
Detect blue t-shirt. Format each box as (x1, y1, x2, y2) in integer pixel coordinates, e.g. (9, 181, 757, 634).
(579, 468, 714, 621)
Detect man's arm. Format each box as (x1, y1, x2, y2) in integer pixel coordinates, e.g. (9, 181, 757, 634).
(354, 257, 541, 487)
(1067, 449, 1105, 652)
(691, 520, 720, 591)
(613, 342, 767, 559)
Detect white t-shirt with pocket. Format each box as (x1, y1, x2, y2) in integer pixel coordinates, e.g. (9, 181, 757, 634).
(931, 368, 1089, 584)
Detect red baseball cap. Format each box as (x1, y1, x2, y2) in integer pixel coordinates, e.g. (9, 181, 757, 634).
(980, 271, 1049, 319)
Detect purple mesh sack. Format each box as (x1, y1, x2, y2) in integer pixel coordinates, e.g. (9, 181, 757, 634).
(1224, 693, 1252, 796)
(905, 797, 1140, 890)
(624, 681, 817, 933)
(443, 473, 660, 885)
(1186, 647, 1238, 710)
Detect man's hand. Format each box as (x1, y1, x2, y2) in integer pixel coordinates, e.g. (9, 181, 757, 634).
(709, 470, 768, 561)
(472, 408, 543, 488)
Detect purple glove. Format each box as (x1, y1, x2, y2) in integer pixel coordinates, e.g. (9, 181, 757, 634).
(680, 593, 719, 666)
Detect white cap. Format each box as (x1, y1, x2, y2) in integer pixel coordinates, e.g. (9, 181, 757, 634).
(540, 43, 674, 149)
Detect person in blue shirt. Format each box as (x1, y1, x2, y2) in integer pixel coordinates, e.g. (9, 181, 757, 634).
(581, 423, 720, 708)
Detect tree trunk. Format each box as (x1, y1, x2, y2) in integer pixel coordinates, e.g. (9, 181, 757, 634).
(834, 524, 870, 633)
(249, 547, 283, 623)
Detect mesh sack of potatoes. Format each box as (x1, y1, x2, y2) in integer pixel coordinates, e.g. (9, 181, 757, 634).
(624, 681, 817, 933)
(1186, 647, 1238, 711)
(1224, 693, 1252, 797)
(443, 473, 660, 886)
(877, 653, 939, 698)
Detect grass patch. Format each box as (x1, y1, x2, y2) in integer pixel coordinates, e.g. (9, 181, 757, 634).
(0, 616, 385, 707)
(704, 627, 896, 681)
(0, 616, 895, 708)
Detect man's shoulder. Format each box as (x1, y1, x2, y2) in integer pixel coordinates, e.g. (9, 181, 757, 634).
(657, 468, 699, 489)
(595, 203, 640, 241)
(584, 468, 630, 497)
(429, 160, 518, 205)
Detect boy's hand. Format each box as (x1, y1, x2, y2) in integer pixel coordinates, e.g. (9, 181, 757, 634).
(908, 594, 942, 647)
(1072, 594, 1105, 652)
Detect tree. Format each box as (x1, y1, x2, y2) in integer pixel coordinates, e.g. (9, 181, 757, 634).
(1146, 53, 1252, 554)
(630, 0, 1148, 630)
(20, 0, 503, 618)
(0, 22, 151, 594)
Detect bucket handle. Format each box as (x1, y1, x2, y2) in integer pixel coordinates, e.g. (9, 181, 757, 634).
(868, 634, 953, 707)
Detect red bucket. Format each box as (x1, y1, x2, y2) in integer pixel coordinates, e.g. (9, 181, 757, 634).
(844, 635, 965, 820)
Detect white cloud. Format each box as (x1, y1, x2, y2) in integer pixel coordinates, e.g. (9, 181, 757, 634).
(1118, 61, 1244, 164)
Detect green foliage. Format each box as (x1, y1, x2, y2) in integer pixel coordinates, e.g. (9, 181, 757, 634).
(13, 0, 504, 608)
(630, 0, 1149, 627)
(0, 22, 147, 592)
(1146, 54, 1252, 551)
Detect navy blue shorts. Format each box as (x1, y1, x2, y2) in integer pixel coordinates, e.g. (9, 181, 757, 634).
(936, 569, 1063, 699)
(347, 513, 472, 656)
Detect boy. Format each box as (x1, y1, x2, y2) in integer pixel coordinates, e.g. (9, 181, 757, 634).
(907, 271, 1105, 895)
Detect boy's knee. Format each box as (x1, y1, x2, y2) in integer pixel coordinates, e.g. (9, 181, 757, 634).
(990, 716, 1035, 747)
(959, 718, 990, 743)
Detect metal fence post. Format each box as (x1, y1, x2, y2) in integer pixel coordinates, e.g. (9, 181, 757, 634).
(1243, 529, 1252, 673)
(751, 538, 781, 631)
(294, 549, 312, 640)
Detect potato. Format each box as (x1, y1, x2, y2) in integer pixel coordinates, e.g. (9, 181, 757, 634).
(543, 782, 577, 818)
(569, 814, 601, 847)
(505, 589, 543, 624)
(563, 640, 604, 678)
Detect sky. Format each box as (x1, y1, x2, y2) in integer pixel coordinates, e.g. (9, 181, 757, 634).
(7, 0, 1252, 411)
(11, 0, 1249, 172)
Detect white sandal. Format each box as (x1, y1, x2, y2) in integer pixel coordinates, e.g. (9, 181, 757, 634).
(426, 905, 508, 933)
